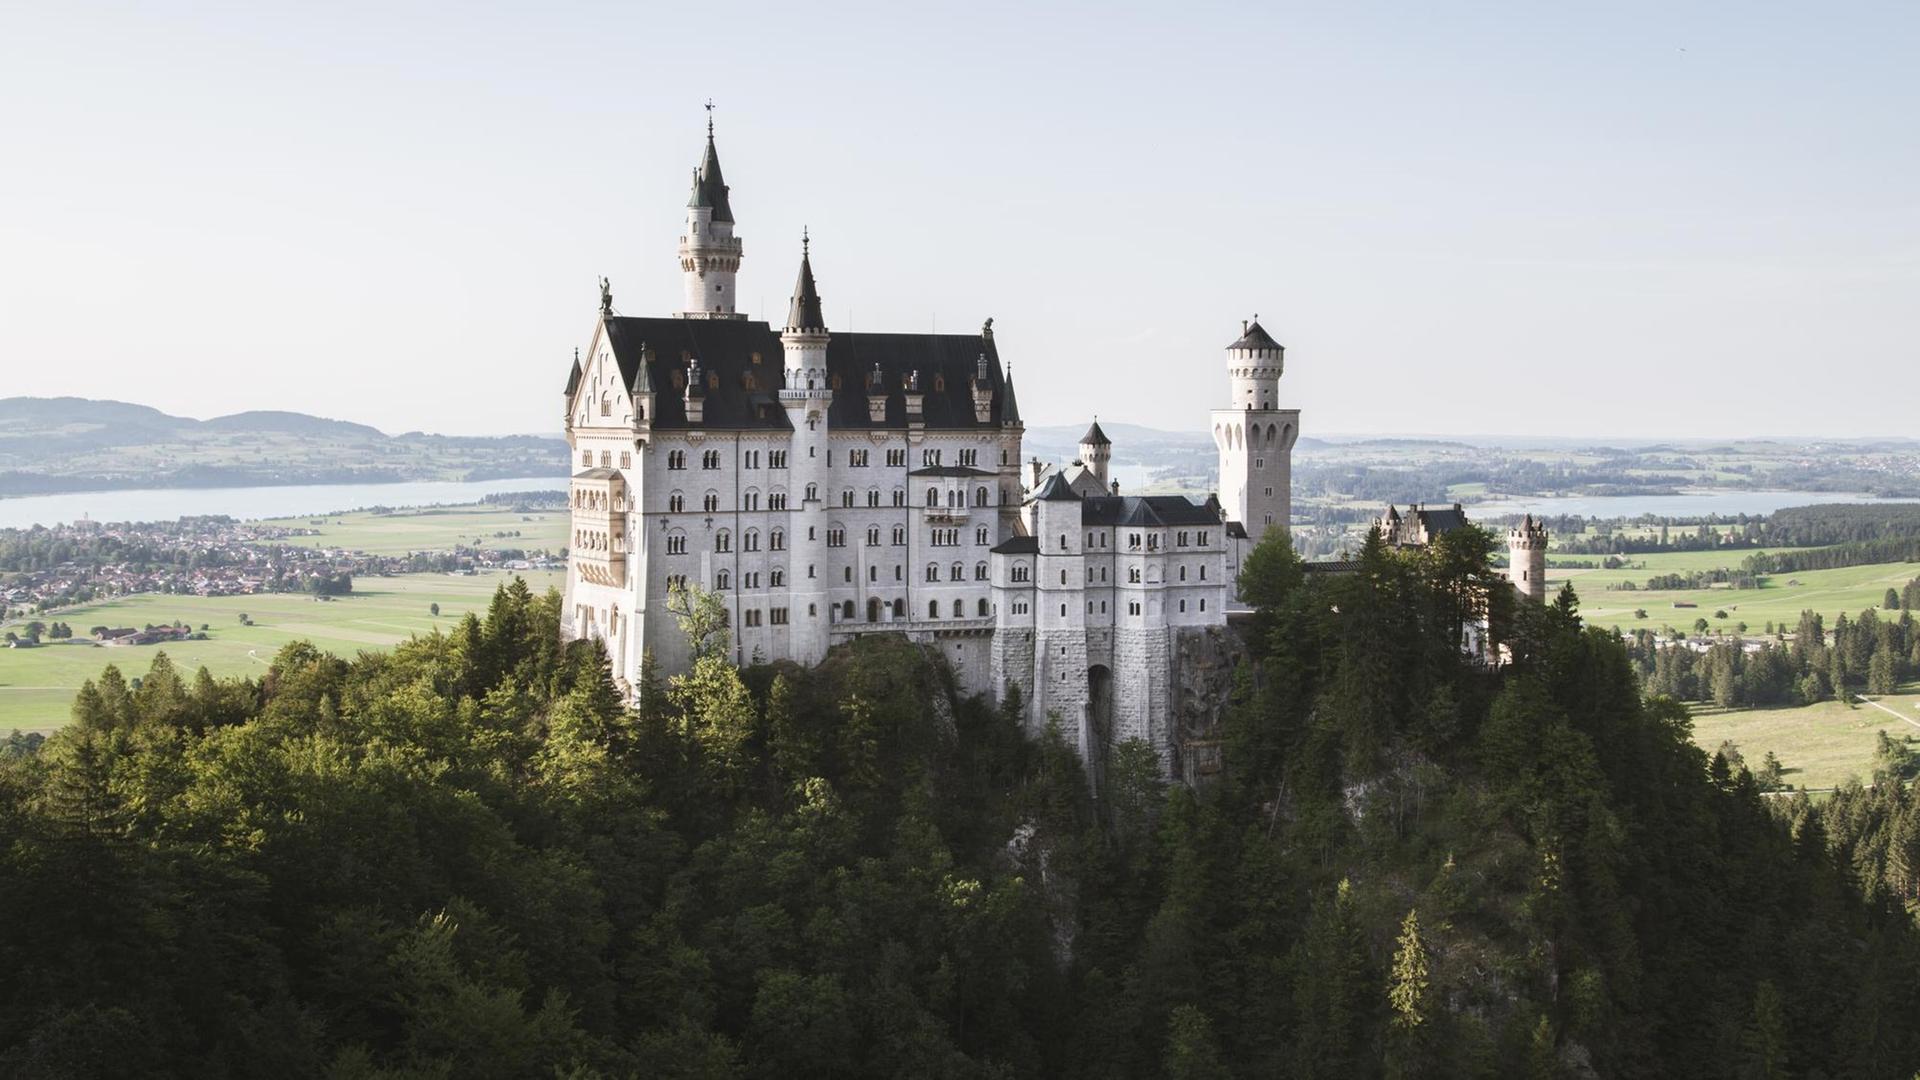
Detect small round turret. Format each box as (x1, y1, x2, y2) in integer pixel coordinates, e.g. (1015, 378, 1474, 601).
(1508, 515, 1549, 603)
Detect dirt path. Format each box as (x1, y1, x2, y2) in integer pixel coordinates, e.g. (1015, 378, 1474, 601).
(1853, 693, 1920, 733)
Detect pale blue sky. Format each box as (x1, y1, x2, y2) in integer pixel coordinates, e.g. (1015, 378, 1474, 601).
(2, 2, 1914, 438)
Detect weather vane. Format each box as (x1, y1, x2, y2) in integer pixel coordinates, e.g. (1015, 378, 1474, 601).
(704, 98, 714, 137)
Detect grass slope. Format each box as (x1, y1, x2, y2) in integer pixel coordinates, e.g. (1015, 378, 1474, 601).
(0, 570, 562, 734)
(1689, 682, 1920, 790)
(1551, 559, 1916, 635)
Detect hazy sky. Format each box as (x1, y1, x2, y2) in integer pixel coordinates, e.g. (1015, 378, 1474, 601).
(2, 2, 1914, 439)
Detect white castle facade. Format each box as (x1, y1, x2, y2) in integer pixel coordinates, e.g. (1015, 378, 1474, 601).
(561, 120, 1537, 774)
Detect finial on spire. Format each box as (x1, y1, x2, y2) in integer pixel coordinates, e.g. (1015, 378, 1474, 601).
(802, 225, 809, 256)
(704, 98, 714, 138)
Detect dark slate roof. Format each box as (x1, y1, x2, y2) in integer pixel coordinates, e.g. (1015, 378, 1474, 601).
(1225, 521, 1250, 540)
(687, 136, 734, 223)
(1080, 495, 1219, 528)
(1302, 559, 1363, 575)
(1002, 367, 1021, 424)
(1410, 505, 1471, 535)
(564, 355, 582, 396)
(909, 465, 996, 478)
(599, 317, 1013, 431)
(1227, 320, 1282, 352)
(1079, 420, 1111, 446)
(786, 249, 825, 332)
(991, 535, 1039, 555)
(1032, 472, 1081, 502)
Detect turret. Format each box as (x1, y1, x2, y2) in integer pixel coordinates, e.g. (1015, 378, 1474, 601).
(1508, 515, 1549, 604)
(1211, 316, 1300, 545)
(677, 109, 745, 319)
(1226, 318, 1284, 410)
(778, 234, 832, 664)
(1078, 419, 1112, 490)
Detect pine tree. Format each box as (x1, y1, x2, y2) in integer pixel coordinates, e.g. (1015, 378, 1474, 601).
(1738, 981, 1789, 1080)
(1386, 907, 1435, 1079)
(1163, 1005, 1229, 1080)
(1388, 908, 1430, 1029)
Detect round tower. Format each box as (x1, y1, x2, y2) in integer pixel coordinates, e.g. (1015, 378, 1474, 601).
(1210, 317, 1300, 545)
(1508, 515, 1549, 604)
(1226, 318, 1284, 409)
(678, 110, 745, 319)
(1078, 419, 1112, 490)
(779, 234, 832, 663)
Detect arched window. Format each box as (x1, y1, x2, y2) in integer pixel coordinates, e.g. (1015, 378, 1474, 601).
(703, 492, 719, 513)
(866, 525, 880, 546)
(928, 600, 940, 619)
(952, 599, 963, 617)
(805, 483, 819, 502)
(842, 600, 855, 620)
(715, 531, 732, 553)
(977, 598, 990, 616)
(974, 486, 989, 507)
(744, 530, 760, 552)
(951, 561, 964, 581)
(715, 569, 731, 590)
(1060, 534, 1069, 551)
(926, 563, 940, 582)
(668, 493, 685, 513)
(974, 562, 988, 580)
(770, 529, 785, 551)
(927, 486, 939, 506)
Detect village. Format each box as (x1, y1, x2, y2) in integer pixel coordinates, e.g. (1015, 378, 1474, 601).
(0, 513, 562, 637)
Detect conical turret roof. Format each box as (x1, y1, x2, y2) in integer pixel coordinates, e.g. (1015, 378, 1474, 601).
(785, 241, 826, 333)
(1227, 319, 1282, 352)
(686, 132, 734, 223)
(1079, 420, 1111, 447)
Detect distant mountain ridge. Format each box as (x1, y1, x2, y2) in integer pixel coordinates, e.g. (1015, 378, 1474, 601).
(0, 398, 389, 442)
(0, 397, 566, 497)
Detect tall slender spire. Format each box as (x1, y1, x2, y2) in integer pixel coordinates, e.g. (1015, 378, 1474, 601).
(785, 231, 826, 333)
(686, 105, 733, 223)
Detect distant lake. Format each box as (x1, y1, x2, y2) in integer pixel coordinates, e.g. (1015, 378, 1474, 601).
(0, 476, 568, 530)
(3, 476, 1910, 532)
(1473, 490, 1912, 520)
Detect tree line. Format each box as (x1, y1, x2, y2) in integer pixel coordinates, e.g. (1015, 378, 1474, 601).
(1630, 589, 1920, 709)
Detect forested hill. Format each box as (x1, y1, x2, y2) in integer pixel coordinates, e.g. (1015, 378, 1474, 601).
(0, 397, 565, 495)
(4, 539, 1920, 1077)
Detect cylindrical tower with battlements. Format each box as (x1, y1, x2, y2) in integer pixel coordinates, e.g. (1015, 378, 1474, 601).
(1508, 515, 1549, 603)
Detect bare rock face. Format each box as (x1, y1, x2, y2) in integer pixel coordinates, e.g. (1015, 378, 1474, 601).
(1169, 624, 1251, 783)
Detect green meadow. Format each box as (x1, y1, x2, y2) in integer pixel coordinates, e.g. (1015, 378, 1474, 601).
(254, 504, 568, 556)
(1548, 558, 1916, 637)
(1689, 683, 1920, 791)
(0, 570, 562, 734)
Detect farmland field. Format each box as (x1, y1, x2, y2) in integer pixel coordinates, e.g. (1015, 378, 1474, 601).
(1547, 559, 1917, 636)
(1689, 683, 1920, 791)
(0, 570, 562, 734)
(254, 503, 568, 556)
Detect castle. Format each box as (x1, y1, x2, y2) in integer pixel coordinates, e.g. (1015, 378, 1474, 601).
(561, 117, 1542, 775)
